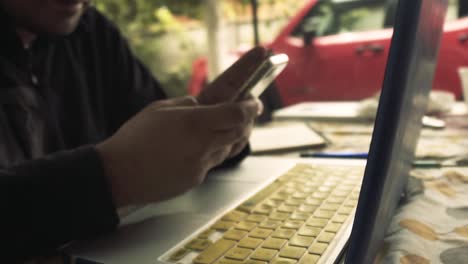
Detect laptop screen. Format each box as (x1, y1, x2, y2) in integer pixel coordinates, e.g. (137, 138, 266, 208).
(346, 0, 448, 263)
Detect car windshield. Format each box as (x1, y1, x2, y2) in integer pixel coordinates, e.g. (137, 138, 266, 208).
(292, 0, 464, 38)
(291, 0, 393, 38)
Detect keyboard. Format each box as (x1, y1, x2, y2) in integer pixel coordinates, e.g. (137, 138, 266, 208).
(161, 164, 363, 264)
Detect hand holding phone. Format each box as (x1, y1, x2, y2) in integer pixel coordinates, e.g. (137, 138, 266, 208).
(196, 47, 288, 105)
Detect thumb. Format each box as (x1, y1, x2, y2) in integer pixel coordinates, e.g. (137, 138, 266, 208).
(190, 99, 260, 131)
(151, 96, 199, 110)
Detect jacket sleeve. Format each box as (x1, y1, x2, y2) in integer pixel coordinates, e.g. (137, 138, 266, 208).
(0, 146, 119, 262)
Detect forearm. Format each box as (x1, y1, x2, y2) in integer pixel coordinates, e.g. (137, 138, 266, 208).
(0, 146, 119, 262)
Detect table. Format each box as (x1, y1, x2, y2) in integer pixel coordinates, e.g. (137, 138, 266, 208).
(30, 106, 468, 264)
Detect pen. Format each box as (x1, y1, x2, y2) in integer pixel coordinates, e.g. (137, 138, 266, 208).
(300, 151, 368, 159)
(412, 156, 468, 168)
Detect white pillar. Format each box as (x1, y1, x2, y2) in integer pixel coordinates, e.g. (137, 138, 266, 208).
(205, 0, 223, 81)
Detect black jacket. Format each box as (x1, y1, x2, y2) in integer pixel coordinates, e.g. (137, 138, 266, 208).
(0, 7, 248, 262)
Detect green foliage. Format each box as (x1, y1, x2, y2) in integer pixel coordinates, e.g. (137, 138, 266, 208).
(96, 0, 206, 96)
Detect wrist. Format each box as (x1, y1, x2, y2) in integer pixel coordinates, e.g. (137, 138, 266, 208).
(95, 140, 129, 208)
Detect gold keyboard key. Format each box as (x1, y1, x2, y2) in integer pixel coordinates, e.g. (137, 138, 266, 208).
(324, 223, 342, 233)
(290, 212, 309, 221)
(281, 187, 297, 194)
(279, 245, 306, 260)
(304, 182, 321, 188)
(289, 235, 315, 248)
(297, 205, 317, 213)
(169, 248, 190, 261)
(186, 238, 212, 251)
(331, 214, 348, 223)
(215, 258, 243, 264)
(235, 221, 257, 231)
(251, 248, 278, 262)
(277, 204, 296, 213)
(194, 239, 236, 264)
(311, 192, 328, 199)
(249, 227, 273, 239)
(272, 228, 296, 239)
(317, 186, 332, 193)
(282, 220, 304, 230)
(299, 253, 320, 264)
(238, 182, 283, 213)
(306, 218, 328, 228)
(298, 187, 315, 194)
(264, 199, 282, 207)
(308, 242, 328, 255)
(259, 220, 282, 230)
(332, 190, 350, 197)
(270, 193, 289, 201)
(336, 185, 354, 191)
(304, 198, 322, 206)
(298, 226, 321, 237)
(254, 207, 274, 215)
(238, 237, 263, 249)
(269, 212, 290, 221)
(225, 247, 253, 261)
(326, 197, 345, 204)
(199, 229, 216, 239)
(313, 210, 334, 219)
(262, 237, 287, 250)
(343, 199, 358, 207)
(284, 198, 302, 206)
(337, 206, 353, 215)
(212, 220, 236, 231)
(222, 211, 247, 222)
(223, 229, 248, 241)
(320, 203, 340, 211)
(317, 232, 335, 243)
(292, 192, 308, 199)
(246, 214, 268, 223)
(271, 257, 297, 264)
(244, 260, 267, 264)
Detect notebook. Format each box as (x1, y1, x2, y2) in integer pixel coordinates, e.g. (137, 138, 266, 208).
(66, 0, 448, 263)
(250, 123, 326, 154)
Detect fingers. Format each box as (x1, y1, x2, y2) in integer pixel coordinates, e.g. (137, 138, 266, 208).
(190, 99, 259, 131)
(198, 46, 268, 105)
(208, 146, 233, 168)
(228, 139, 249, 158)
(255, 97, 264, 116)
(209, 125, 249, 147)
(150, 96, 199, 110)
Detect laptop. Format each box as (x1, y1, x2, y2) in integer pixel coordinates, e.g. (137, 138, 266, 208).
(67, 0, 448, 263)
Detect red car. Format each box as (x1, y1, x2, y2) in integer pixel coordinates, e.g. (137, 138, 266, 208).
(189, 0, 468, 106)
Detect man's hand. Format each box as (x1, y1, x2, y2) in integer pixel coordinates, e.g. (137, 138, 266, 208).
(196, 47, 267, 158)
(96, 97, 259, 207)
(197, 46, 268, 105)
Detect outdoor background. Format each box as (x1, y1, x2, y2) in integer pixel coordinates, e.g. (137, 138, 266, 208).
(96, 0, 308, 97)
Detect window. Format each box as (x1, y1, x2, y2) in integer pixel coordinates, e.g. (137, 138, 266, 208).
(291, 0, 392, 38)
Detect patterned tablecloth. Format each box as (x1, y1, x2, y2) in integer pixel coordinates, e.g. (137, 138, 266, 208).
(310, 118, 468, 264)
(378, 168, 468, 264)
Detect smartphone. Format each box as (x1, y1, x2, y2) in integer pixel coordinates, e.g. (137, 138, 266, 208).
(235, 53, 289, 101)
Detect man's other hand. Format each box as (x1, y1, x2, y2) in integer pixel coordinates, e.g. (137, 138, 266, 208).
(96, 96, 260, 207)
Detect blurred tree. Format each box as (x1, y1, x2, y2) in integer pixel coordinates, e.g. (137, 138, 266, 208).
(96, 0, 206, 96)
(95, 0, 306, 96)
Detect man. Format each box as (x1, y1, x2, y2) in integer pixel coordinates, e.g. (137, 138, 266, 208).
(0, 0, 263, 262)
